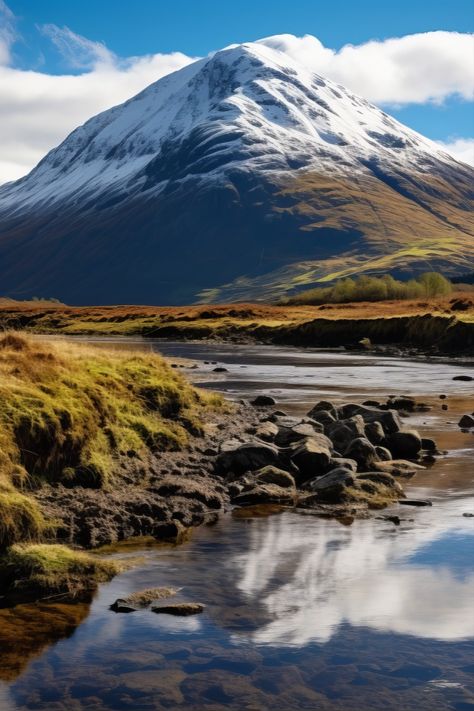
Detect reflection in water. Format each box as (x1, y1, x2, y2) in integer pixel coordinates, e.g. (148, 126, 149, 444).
(0, 602, 90, 681)
(232, 511, 474, 646)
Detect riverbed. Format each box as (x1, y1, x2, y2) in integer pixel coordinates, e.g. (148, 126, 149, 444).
(1, 342, 473, 711)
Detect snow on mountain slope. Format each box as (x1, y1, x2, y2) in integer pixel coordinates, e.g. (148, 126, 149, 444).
(0, 40, 472, 304)
(0, 41, 456, 210)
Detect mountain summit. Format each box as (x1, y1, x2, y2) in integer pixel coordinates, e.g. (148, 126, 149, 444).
(0, 40, 472, 304)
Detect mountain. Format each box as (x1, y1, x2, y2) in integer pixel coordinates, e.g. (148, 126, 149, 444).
(0, 40, 473, 304)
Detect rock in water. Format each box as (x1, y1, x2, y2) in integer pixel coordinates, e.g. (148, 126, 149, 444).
(152, 603, 205, 616)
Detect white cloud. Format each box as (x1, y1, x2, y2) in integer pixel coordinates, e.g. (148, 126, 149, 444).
(0, 36, 196, 183)
(436, 137, 474, 166)
(0, 0, 15, 66)
(39, 24, 116, 69)
(259, 32, 474, 105)
(0, 11, 472, 184)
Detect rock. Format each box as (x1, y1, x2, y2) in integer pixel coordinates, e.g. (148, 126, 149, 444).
(252, 395, 276, 407)
(213, 367, 228, 372)
(327, 457, 358, 473)
(421, 437, 437, 451)
(374, 459, 425, 477)
(254, 466, 296, 488)
(110, 587, 177, 612)
(462, 512, 474, 517)
(275, 420, 324, 447)
(327, 415, 365, 451)
(232, 483, 296, 506)
(362, 400, 382, 407)
(339, 404, 402, 435)
(255, 421, 279, 442)
(152, 520, 188, 543)
(442, 404, 448, 411)
(399, 499, 432, 506)
(307, 400, 338, 420)
(377, 515, 401, 525)
(152, 603, 205, 616)
(375, 445, 392, 461)
(387, 396, 416, 412)
(344, 437, 379, 471)
(215, 442, 281, 476)
(365, 421, 385, 445)
(458, 414, 474, 429)
(109, 600, 137, 613)
(305, 468, 356, 499)
(452, 375, 473, 381)
(308, 409, 337, 429)
(439, 394, 447, 399)
(290, 437, 333, 484)
(357, 472, 404, 494)
(384, 430, 422, 459)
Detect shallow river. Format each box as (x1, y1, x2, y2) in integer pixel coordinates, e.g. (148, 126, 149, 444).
(1, 342, 473, 711)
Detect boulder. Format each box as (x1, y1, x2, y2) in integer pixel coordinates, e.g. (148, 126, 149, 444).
(254, 466, 296, 489)
(421, 437, 437, 452)
(375, 446, 392, 461)
(255, 421, 279, 442)
(252, 395, 276, 406)
(344, 437, 380, 471)
(384, 430, 422, 459)
(327, 457, 358, 473)
(387, 396, 416, 412)
(338, 404, 402, 434)
(275, 420, 324, 447)
(458, 414, 474, 429)
(453, 375, 473, 381)
(374, 459, 425, 477)
(365, 421, 385, 445)
(305, 468, 356, 500)
(232, 483, 296, 506)
(357, 471, 402, 488)
(307, 400, 338, 420)
(307, 409, 337, 430)
(215, 442, 281, 476)
(290, 437, 332, 484)
(327, 415, 365, 452)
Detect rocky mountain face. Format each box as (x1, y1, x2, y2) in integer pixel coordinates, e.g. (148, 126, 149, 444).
(0, 40, 472, 304)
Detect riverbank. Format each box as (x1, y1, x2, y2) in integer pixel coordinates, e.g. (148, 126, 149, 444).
(0, 294, 473, 354)
(2, 333, 470, 607)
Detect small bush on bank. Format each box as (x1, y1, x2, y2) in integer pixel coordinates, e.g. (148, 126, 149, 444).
(282, 272, 453, 306)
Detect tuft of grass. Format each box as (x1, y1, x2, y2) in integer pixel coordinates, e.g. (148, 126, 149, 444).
(0, 543, 121, 599)
(0, 489, 45, 549)
(0, 333, 223, 494)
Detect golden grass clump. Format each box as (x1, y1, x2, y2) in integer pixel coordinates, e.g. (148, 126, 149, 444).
(0, 543, 120, 598)
(0, 333, 222, 496)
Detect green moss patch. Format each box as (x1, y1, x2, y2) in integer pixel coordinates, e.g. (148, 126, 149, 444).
(0, 543, 121, 600)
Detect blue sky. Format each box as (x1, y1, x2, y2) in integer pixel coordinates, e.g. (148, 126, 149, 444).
(0, 0, 473, 182)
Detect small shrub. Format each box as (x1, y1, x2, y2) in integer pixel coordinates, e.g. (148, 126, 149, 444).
(284, 272, 453, 306)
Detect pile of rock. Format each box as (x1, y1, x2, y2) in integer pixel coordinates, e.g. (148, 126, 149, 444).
(216, 398, 438, 515)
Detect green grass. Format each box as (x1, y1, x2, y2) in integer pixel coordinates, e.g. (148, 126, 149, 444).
(0, 333, 223, 492)
(0, 543, 121, 598)
(0, 489, 45, 549)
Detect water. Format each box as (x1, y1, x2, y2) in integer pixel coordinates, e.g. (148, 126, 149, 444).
(1, 342, 473, 711)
